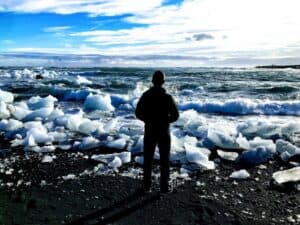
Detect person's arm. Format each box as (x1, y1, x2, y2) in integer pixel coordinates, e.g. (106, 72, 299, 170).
(168, 95, 179, 123)
(135, 94, 146, 122)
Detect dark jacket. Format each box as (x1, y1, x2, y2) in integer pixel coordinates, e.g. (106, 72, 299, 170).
(135, 86, 179, 130)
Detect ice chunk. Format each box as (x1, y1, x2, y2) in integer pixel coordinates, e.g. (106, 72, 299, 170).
(108, 156, 122, 169)
(62, 174, 77, 180)
(0, 119, 23, 131)
(184, 143, 215, 170)
(47, 108, 64, 121)
(239, 146, 273, 166)
(207, 128, 240, 150)
(78, 119, 103, 135)
(128, 136, 143, 153)
(217, 150, 239, 161)
(237, 120, 281, 138)
(0, 89, 14, 103)
(107, 138, 127, 149)
(84, 94, 114, 111)
(236, 133, 250, 149)
(103, 118, 118, 133)
(24, 107, 54, 121)
(27, 95, 57, 110)
(248, 137, 276, 153)
(41, 155, 53, 163)
(276, 140, 300, 161)
(77, 136, 100, 150)
(0, 101, 10, 119)
(74, 75, 92, 85)
(8, 102, 31, 120)
(272, 167, 300, 184)
(229, 169, 250, 179)
(91, 152, 131, 165)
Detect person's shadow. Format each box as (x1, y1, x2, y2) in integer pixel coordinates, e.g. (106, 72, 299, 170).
(68, 188, 160, 225)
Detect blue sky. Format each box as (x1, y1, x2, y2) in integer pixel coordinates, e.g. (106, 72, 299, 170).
(0, 0, 300, 67)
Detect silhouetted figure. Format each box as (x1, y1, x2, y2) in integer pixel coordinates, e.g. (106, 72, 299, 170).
(135, 71, 179, 193)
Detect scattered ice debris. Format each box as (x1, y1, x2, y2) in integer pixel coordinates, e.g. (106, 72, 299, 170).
(229, 169, 250, 179)
(217, 150, 239, 161)
(84, 93, 114, 111)
(272, 167, 300, 184)
(41, 155, 54, 163)
(62, 174, 77, 180)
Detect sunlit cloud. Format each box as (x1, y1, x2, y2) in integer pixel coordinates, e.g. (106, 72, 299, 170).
(1, 0, 300, 66)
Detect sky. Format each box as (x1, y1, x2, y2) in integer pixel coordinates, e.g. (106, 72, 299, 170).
(0, 0, 300, 67)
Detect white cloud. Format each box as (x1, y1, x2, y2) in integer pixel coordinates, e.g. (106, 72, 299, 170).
(2, 0, 300, 66)
(44, 26, 71, 33)
(0, 0, 163, 16)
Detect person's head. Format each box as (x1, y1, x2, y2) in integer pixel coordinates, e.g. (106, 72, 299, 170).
(152, 70, 165, 87)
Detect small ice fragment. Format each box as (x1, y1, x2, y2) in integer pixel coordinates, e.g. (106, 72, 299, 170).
(62, 174, 77, 180)
(217, 150, 239, 161)
(41, 155, 53, 163)
(108, 156, 122, 169)
(229, 169, 250, 179)
(272, 167, 300, 184)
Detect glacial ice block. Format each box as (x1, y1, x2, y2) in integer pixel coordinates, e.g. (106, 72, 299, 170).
(272, 167, 300, 184)
(84, 94, 114, 111)
(229, 169, 250, 179)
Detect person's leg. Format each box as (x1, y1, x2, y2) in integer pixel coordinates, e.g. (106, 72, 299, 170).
(143, 132, 157, 191)
(158, 132, 171, 192)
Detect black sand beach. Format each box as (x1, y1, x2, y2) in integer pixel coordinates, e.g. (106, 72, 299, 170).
(0, 147, 299, 225)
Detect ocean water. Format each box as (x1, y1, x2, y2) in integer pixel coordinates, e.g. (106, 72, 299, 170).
(0, 67, 299, 170)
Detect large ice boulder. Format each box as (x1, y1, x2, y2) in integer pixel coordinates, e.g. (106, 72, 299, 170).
(84, 94, 114, 111)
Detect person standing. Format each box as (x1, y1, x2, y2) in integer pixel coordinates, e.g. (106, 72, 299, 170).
(135, 70, 179, 193)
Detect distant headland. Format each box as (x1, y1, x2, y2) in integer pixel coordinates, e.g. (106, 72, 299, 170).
(256, 64, 300, 69)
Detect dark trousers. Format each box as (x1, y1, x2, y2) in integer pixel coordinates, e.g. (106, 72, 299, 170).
(143, 127, 170, 191)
